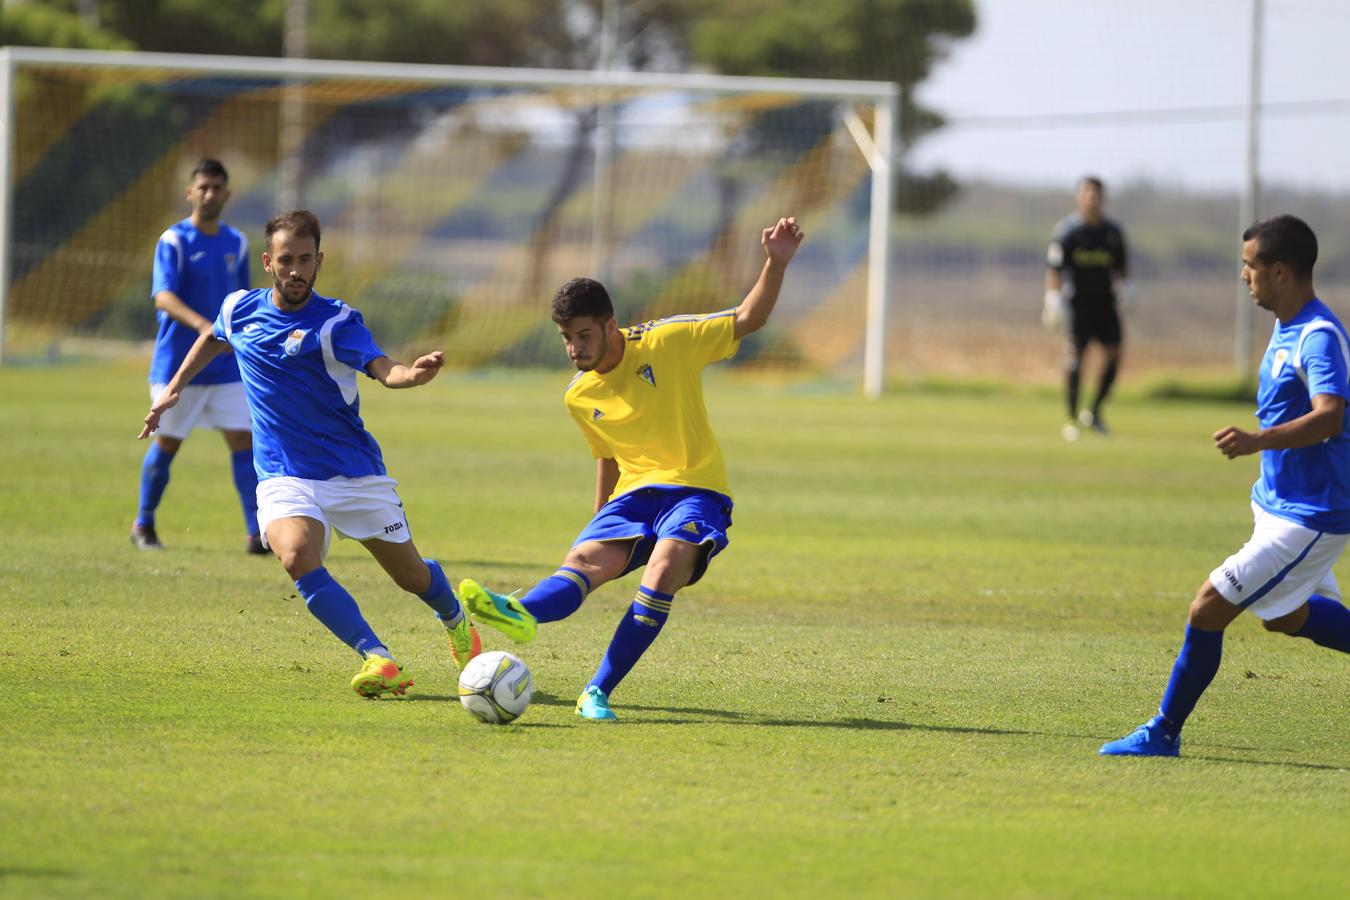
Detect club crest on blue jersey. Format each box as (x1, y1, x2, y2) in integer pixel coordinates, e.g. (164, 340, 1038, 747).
(592, 408, 605, 421)
(283, 329, 308, 357)
(224, 253, 237, 271)
(636, 363, 656, 387)
(1271, 348, 1289, 378)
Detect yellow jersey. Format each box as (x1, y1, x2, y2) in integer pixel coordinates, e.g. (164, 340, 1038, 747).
(565, 310, 741, 502)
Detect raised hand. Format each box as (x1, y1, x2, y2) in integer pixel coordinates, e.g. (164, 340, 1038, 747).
(762, 217, 804, 265)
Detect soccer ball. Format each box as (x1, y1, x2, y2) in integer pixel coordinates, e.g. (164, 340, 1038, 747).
(457, 650, 532, 724)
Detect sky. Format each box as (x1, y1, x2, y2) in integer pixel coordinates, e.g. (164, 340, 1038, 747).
(910, 0, 1350, 192)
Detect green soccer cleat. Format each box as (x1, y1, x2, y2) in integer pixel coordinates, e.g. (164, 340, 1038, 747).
(576, 685, 617, 722)
(458, 578, 537, 644)
(444, 613, 482, 673)
(351, 655, 414, 698)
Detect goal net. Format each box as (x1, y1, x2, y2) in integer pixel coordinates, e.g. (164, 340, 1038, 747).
(0, 47, 896, 390)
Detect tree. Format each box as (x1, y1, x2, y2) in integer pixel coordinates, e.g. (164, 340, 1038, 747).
(1, 3, 132, 50)
(682, 0, 976, 213)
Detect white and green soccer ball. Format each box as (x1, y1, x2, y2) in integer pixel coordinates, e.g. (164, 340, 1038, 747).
(457, 650, 532, 724)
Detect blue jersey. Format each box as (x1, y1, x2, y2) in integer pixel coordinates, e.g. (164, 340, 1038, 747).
(1252, 298, 1350, 532)
(214, 288, 389, 482)
(149, 219, 250, 385)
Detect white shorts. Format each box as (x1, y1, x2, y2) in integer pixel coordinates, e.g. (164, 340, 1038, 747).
(1209, 503, 1346, 620)
(256, 475, 411, 560)
(150, 382, 251, 440)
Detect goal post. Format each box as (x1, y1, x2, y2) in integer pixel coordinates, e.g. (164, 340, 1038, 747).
(0, 45, 897, 394)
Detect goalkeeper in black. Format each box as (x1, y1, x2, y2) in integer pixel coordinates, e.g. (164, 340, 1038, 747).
(1043, 175, 1132, 439)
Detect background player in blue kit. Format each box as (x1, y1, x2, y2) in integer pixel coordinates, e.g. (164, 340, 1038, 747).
(1044, 176, 1131, 440)
(131, 159, 262, 553)
(459, 217, 804, 721)
(140, 210, 479, 697)
(1101, 215, 1350, 757)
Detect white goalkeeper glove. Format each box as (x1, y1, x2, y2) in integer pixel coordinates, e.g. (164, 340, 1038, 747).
(1042, 288, 1064, 330)
(1117, 278, 1136, 316)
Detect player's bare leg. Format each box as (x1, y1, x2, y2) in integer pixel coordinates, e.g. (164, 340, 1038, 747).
(578, 539, 704, 721)
(362, 536, 478, 671)
(268, 516, 406, 696)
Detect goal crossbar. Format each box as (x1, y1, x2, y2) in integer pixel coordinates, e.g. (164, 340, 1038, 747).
(0, 46, 897, 394)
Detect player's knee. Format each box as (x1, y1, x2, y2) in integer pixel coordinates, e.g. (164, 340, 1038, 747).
(1187, 587, 1233, 630)
(275, 547, 320, 580)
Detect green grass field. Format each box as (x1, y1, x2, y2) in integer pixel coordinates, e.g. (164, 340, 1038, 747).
(2, 362, 1346, 899)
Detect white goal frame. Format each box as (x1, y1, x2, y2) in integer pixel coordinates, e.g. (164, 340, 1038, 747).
(0, 46, 898, 395)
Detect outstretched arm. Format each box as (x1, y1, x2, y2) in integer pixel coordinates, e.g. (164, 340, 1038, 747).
(733, 217, 804, 340)
(367, 351, 445, 388)
(139, 331, 229, 438)
(594, 458, 619, 513)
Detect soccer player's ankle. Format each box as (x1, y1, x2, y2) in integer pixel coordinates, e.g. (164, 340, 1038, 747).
(439, 607, 465, 629)
(362, 645, 394, 662)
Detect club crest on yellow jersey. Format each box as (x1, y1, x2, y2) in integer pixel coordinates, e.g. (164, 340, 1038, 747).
(636, 364, 656, 387)
(592, 408, 605, 421)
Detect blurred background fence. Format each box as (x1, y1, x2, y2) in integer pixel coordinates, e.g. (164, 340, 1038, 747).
(4, 0, 1350, 389)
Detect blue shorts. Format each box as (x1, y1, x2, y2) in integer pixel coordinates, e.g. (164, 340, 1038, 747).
(572, 487, 733, 586)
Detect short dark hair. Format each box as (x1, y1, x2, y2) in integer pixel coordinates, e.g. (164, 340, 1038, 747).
(1243, 214, 1318, 280)
(265, 209, 322, 251)
(190, 158, 228, 183)
(1079, 175, 1103, 192)
(551, 277, 613, 324)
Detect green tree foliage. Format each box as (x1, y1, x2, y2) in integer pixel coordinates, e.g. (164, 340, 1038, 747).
(0, 3, 132, 50)
(683, 0, 976, 213)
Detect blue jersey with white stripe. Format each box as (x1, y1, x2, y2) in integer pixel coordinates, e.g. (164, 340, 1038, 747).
(149, 219, 250, 385)
(1253, 297, 1350, 532)
(214, 289, 388, 481)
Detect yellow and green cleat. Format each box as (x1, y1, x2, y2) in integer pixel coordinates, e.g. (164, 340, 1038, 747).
(458, 578, 537, 644)
(444, 612, 482, 673)
(351, 655, 413, 698)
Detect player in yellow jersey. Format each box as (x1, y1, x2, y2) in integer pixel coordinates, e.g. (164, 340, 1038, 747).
(461, 216, 804, 720)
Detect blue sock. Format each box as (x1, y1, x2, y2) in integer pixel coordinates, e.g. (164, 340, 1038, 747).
(1292, 595, 1350, 653)
(230, 448, 259, 536)
(1158, 624, 1224, 733)
(589, 586, 672, 696)
(419, 559, 463, 626)
(136, 443, 176, 527)
(296, 567, 383, 657)
(520, 567, 590, 623)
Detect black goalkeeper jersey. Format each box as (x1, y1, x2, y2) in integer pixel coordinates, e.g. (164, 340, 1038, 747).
(1046, 214, 1128, 309)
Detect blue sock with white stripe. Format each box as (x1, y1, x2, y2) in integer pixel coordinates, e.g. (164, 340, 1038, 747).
(520, 567, 591, 623)
(1292, 595, 1350, 653)
(230, 448, 259, 536)
(135, 442, 176, 527)
(1158, 624, 1224, 733)
(589, 586, 672, 696)
(296, 567, 384, 657)
(419, 559, 463, 627)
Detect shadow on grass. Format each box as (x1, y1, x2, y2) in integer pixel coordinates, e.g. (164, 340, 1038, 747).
(1187, 753, 1348, 772)
(533, 692, 1041, 736)
(451, 559, 550, 578)
(0, 868, 77, 879)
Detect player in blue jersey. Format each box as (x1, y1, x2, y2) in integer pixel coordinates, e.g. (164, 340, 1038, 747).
(131, 159, 263, 553)
(458, 217, 805, 721)
(139, 210, 480, 697)
(1044, 176, 1131, 440)
(1101, 215, 1350, 757)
